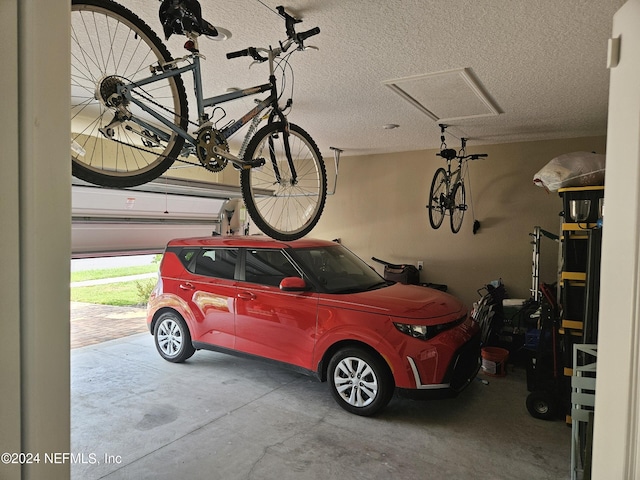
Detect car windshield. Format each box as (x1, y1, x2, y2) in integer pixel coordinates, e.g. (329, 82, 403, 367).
(291, 245, 388, 294)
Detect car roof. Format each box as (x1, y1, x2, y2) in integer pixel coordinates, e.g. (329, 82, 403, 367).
(166, 235, 339, 249)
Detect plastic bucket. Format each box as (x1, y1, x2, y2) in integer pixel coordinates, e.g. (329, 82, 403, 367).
(481, 347, 509, 377)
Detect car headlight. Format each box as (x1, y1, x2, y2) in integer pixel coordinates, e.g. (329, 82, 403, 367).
(394, 316, 466, 341)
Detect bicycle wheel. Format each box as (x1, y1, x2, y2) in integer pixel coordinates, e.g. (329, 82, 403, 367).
(71, 0, 188, 187)
(450, 182, 466, 233)
(428, 168, 447, 229)
(241, 122, 327, 241)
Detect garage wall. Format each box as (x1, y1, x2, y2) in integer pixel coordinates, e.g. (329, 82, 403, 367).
(312, 135, 607, 308)
(1, 2, 21, 477)
(0, 1, 71, 479)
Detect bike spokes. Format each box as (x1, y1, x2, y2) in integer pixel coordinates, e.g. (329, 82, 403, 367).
(241, 122, 326, 241)
(428, 168, 448, 229)
(71, 0, 187, 187)
(450, 182, 466, 233)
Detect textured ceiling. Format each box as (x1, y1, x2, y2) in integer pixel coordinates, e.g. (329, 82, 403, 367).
(123, 0, 624, 158)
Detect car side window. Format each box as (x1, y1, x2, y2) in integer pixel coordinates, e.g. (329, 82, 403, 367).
(244, 249, 300, 287)
(177, 248, 198, 270)
(193, 248, 238, 280)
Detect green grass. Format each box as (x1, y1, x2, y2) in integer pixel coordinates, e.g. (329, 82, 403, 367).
(71, 277, 157, 307)
(71, 264, 158, 283)
(71, 263, 159, 306)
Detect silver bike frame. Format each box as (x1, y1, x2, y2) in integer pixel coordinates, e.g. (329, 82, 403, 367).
(115, 37, 293, 166)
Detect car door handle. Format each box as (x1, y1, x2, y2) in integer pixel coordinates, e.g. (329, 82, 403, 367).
(237, 291, 256, 300)
(179, 282, 195, 291)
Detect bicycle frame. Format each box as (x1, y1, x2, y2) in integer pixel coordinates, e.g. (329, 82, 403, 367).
(113, 38, 284, 167)
(444, 158, 464, 194)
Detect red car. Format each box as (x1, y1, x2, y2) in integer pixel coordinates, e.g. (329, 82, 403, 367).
(147, 236, 480, 415)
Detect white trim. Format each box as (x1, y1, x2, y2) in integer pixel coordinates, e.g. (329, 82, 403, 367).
(382, 68, 502, 123)
(592, 0, 640, 476)
(407, 357, 450, 390)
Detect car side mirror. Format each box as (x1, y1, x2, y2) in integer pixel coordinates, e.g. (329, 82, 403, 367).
(279, 277, 309, 292)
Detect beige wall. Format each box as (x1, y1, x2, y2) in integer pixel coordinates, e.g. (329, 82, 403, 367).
(1, 1, 71, 479)
(312, 135, 607, 308)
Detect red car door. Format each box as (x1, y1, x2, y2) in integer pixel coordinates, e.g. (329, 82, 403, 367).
(234, 248, 318, 370)
(178, 248, 238, 349)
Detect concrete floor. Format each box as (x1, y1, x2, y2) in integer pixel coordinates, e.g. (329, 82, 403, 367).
(71, 331, 572, 480)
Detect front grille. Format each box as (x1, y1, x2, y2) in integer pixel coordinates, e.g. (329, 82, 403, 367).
(446, 333, 481, 391)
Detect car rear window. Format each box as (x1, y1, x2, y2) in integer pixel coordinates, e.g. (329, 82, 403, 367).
(193, 248, 238, 280)
(176, 248, 198, 269)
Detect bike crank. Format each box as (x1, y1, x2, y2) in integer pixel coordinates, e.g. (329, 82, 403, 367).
(196, 125, 229, 172)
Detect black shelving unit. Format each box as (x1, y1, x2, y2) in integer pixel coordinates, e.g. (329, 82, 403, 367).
(558, 186, 603, 480)
(558, 186, 603, 418)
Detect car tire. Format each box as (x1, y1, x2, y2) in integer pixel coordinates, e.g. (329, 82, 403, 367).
(327, 347, 394, 416)
(154, 311, 195, 363)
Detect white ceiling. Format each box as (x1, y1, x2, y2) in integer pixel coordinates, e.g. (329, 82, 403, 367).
(124, 0, 624, 158)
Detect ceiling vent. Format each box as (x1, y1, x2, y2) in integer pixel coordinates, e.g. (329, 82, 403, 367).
(383, 68, 503, 122)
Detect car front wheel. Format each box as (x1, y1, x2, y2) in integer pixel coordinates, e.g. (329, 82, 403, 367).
(154, 311, 195, 363)
(327, 347, 394, 416)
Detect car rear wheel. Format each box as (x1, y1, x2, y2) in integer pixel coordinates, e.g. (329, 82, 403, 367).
(328, 347, 394, 416)
(154, 311, 195, 363)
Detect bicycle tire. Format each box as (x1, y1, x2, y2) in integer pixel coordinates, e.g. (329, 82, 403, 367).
(450, 182, 466, 233)
(71, 0, 188, 187)
(428, 168, 447, 229)
(241, 122, 327, 241)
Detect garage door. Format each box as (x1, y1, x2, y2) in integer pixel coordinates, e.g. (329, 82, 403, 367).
(72, 178, 241, 257)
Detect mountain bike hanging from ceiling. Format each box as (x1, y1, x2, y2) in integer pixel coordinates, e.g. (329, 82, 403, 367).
(70, 0, 326, 241)
(427, 124, 487, 234)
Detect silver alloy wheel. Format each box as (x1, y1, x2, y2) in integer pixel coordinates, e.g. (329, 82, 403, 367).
(333, 356, 379, 407)
(157, 317, 183, 357)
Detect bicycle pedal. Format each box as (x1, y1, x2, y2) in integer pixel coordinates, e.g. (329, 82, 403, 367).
(244, 157, 266, 169)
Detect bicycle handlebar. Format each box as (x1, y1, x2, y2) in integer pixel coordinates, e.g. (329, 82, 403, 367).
(226, 6, 319, 62)
(436, 149, 488, 161)
(226, 47, 267, 62)
(226, 49, 249, 59)
(296, 26, 321, 44)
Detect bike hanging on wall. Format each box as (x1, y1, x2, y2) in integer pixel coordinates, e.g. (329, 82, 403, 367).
(70, 0, 326, 241)
(427, 124, 487, 234)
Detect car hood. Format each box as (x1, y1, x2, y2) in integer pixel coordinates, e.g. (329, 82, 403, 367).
(320, 283, 467, 322)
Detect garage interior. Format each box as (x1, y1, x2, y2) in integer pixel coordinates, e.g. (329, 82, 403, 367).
(4, 1, 640, 479)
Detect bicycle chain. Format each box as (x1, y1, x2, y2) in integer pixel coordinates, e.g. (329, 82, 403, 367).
(102, 85, 203, 168)
(102, 133, 202, 167)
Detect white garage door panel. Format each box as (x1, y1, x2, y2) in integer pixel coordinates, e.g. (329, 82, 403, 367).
(72, 185, 225, 221)
(71, 222, 216, 257)
(72, 184, 231, 256)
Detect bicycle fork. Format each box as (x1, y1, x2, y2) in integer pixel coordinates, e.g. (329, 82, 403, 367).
(266, 123, 297, 185)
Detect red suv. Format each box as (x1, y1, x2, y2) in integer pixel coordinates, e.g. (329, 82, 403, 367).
(147, 236, 480, 415)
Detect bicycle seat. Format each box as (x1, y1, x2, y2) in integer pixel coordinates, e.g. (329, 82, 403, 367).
(159, 0, 218, 40)
(436, 148, 457, 161)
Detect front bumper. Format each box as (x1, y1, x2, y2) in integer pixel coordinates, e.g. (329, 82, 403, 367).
(397, 331, 481, 400)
